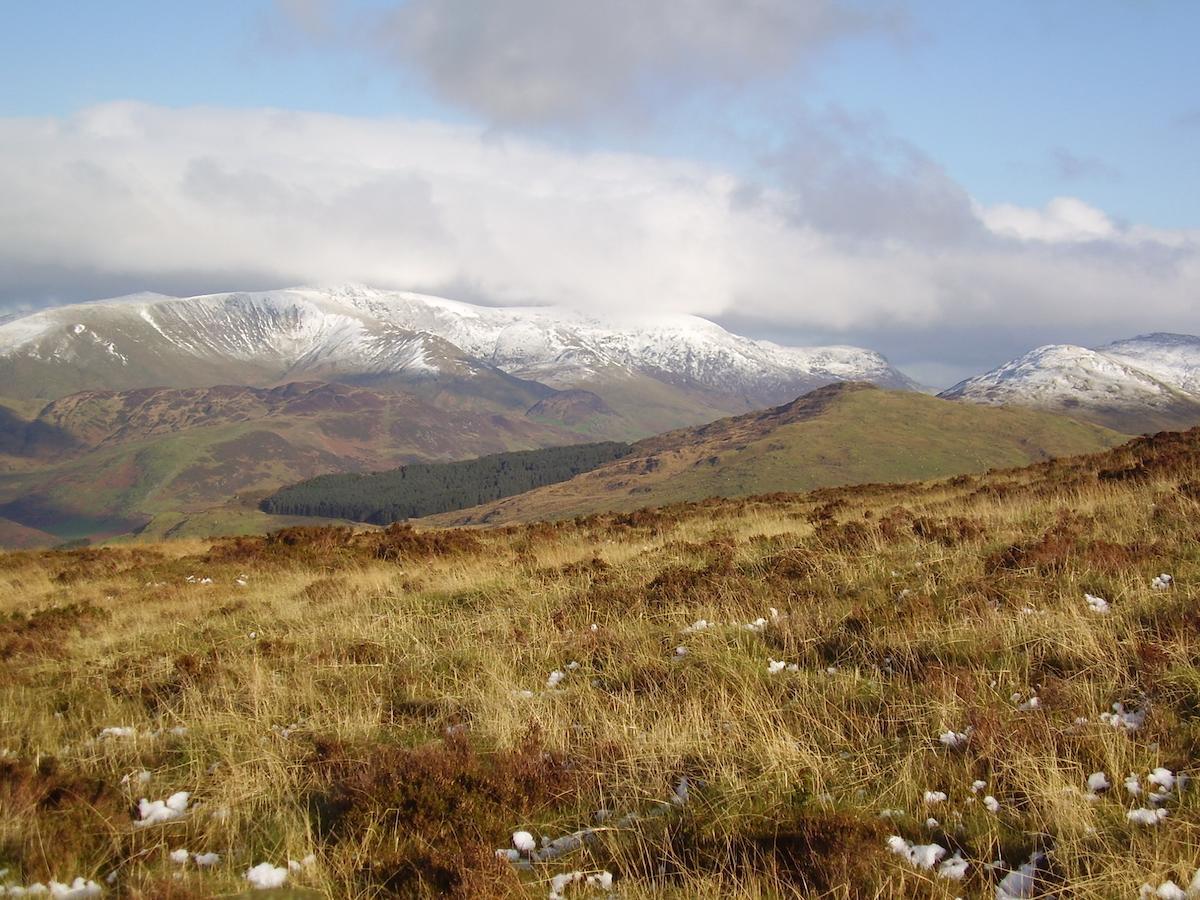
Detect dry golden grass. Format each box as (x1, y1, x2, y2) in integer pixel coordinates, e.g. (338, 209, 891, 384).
(2, 430, 1200, 897)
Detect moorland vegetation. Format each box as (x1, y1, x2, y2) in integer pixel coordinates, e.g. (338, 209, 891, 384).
(2, 429, 1200, 897)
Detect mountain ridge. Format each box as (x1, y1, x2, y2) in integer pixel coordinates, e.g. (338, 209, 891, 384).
(0, 286, 916, 422)
(940, 332, 1200, 433)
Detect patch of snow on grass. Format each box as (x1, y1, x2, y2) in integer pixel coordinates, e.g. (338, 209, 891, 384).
(1127, 807, 1168, 826)
(939, 729, 970, 750)
(134, 791, 189, 827)
(1085, 593, 1110, 614)
(245, 863, 289, 890)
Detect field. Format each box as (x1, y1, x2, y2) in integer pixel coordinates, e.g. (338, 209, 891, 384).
(2, 429, 1200, 897)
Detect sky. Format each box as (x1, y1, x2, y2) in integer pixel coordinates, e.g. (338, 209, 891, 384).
(1, 0, 1197, 386)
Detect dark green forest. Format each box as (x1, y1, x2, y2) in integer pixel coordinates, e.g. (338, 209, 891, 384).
(260, 442, 632, 523)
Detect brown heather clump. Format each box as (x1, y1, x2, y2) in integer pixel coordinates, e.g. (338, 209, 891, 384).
(2, 429, 1200, 896)
(307, 729, 573, 898)
(0, 601, 108, 660)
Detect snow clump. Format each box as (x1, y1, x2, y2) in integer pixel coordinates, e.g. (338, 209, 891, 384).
(886, 835, 946, 870)
(98, 727, 137, 740)
(996, 853, 1042, 899)
(1100, 702, 1147, 731)
(938, 729, 970, 750)
(548, 870, 614, 899)
(512, 831, 537, 853)
(0, 877, 103, 897)
(1127, 807, 1169, 826)
(1085, 593, 1110, 614)
(1148, 767, 1178, 793)
(245, 863, 289, 890)
(134, 791, 189, 827)
(938, 854, 968, 881)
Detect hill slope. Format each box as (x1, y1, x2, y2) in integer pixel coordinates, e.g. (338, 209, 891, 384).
(260, 442, 633, 524)
(0, 382, 593, 544)
(422, 383, 1125, 525)
(941, 333, 1200, 433)
(2, 423, 1199, 896)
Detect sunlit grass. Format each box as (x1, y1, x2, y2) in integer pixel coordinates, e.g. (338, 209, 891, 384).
(0, 431, 1198, 897)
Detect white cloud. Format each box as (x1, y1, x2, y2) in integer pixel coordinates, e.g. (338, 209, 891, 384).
(0, 103, 1198, 351)
(978, 196, 1117, 243)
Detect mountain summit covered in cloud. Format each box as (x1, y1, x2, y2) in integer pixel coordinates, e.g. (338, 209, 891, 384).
(1, 99, 1196, 389)
(0, 285, 914, 415)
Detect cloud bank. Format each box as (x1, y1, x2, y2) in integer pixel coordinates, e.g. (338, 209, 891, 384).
(282, 0, 902, 127)
(1, 102, 1197, 378)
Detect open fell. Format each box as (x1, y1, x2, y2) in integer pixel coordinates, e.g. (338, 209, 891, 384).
(0, 382, 592, 544)
(422, 383, 1125, 526)
(2, 428, 1200, 896)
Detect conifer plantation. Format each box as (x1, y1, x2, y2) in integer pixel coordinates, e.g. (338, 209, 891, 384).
(260, 443, 632, 523)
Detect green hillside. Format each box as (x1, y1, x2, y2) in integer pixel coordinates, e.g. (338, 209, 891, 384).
(424, 384, 1127, 525)
(0, 382, 595, 545)
(261, 442, 633, 523)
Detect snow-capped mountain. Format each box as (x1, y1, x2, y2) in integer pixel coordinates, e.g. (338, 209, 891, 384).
(331, 285, 913, 394)
(0, 290, 450, 381)
(0, 286, 915, 416)
(1102, 333, 1200, 396)
(940, 334, 1200, 433)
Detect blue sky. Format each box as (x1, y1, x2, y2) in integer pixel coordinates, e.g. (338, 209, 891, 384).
(1, 1, 1197, 384)
(4, 1, 1194, 225)
(816, 1, 1199, 228)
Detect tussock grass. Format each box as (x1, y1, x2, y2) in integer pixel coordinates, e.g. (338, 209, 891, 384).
(1, 430, 1200, 897)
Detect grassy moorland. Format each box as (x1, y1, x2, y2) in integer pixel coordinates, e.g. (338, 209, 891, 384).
(2, 429, 1200, 898)
(424, 386, 1125, 527)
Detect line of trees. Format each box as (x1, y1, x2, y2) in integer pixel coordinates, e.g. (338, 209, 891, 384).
(261, 441, 632, 523)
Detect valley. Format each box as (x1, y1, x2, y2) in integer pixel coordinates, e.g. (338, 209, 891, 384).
(0, 287, 921, 545)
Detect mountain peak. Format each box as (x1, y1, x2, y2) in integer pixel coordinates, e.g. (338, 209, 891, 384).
(941, 332, 1200, 434)
(0, 287, 914, 411)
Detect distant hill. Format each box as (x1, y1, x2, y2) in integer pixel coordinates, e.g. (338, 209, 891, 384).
(419, 383, 1126, 525)
(941, 333, 1200, 433)
(0, 516, 59, 550)
(0, 285, 916, 432)
(0, 381, 595, 545)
